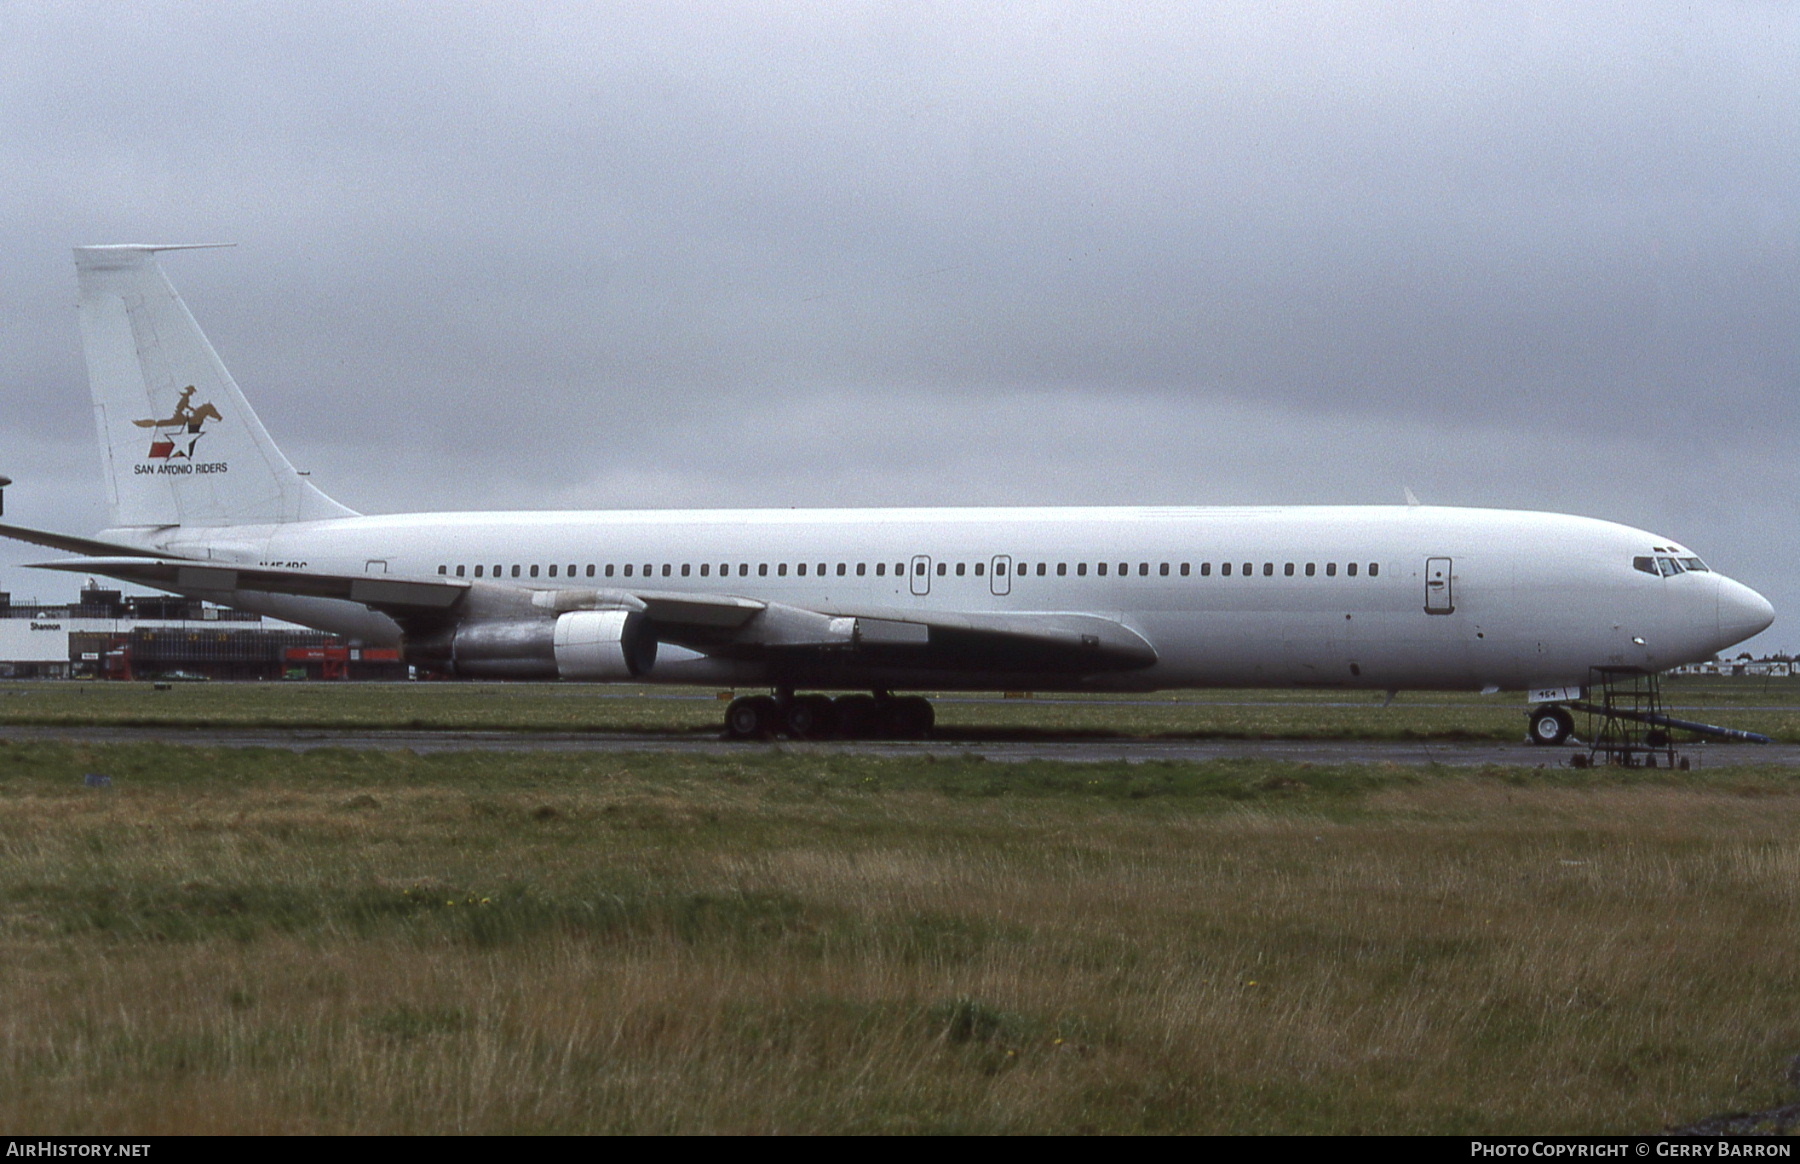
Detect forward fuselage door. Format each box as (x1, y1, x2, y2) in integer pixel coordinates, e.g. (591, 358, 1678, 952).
(990, 554, 1012, 597)
(910, 555, 931, 596)
(1424, 557, 1454, 614)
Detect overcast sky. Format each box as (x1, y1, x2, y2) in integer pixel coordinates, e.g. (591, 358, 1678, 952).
(2, 2, 1796, 652)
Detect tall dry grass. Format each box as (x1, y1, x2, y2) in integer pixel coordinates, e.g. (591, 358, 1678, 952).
(1, 742, 1798, 1132)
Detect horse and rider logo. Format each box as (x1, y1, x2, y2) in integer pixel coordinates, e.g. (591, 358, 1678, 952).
(134, 386, 222, 460)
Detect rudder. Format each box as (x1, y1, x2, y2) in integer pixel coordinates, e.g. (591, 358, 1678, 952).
(74, 244, 356, 529)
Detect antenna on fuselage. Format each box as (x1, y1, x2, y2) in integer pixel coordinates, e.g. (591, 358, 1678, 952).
(0, 476, 11, 517)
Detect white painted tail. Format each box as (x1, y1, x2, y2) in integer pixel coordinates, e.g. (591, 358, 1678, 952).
(73, 245, 356, 529)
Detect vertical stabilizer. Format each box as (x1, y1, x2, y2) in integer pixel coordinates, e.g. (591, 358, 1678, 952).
(74, 245, 356, 528)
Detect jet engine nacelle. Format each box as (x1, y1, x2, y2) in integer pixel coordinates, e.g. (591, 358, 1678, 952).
(408, 609, 657, 680)
(552, 609, 659, 679)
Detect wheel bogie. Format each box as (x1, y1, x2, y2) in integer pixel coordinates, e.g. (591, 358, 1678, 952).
(722, 691, 935, 740)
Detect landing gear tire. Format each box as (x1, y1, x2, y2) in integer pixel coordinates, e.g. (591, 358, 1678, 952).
(883, 695, 935, 740)
(1529, 705, 1574, 746)
(833, 694, 880, 739)
(725, 695, 777, 740)
(784, 694, 838, 740)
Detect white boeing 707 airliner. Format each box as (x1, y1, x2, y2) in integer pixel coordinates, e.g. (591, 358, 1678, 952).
(0, 245, 1774, 742)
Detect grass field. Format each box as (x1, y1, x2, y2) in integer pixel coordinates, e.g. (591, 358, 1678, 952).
(2, 675, 1798, 741)
(4, 736, 1800, 1133)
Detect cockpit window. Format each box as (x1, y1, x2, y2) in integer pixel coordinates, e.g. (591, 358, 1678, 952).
(1657, 556, 1683, 576)
(1680, 557, 1709, 572)
(1633, 556, 1657, 576)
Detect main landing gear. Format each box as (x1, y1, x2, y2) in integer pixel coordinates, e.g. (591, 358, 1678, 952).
(723, 690, 936, 741)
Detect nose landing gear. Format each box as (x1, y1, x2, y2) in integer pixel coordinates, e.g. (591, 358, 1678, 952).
(1528, 704, 1575, 746)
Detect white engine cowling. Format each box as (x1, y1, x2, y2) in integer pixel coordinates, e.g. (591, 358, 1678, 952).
(552, 609, 658, 679)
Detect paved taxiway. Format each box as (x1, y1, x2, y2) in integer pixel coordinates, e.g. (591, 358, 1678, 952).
(3, 725, 1796, 767)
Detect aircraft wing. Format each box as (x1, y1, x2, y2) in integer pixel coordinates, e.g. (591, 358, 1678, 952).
(29, 556, 1154, 674)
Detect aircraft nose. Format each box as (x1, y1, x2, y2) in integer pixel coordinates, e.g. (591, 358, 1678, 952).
(1717, 576, 1775, 648)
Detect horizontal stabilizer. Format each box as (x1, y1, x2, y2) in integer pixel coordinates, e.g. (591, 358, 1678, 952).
(29, 556, 468, 616)
(0, 521, 185, 560)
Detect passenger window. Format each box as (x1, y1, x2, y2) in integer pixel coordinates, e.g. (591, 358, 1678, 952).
(1200, 563, 1211, 576)
(585, 565, 595, 578)
(474, 565, 484, 578)
(1057, 563, 1067, 576)
(529, 565, 539, 578)
(1179, 563, 1189, 576)
(1347, 563, 1357, 577)
(838, 563, 847, 576)
(1159, 563, 1169, 576)
(1262, 563, 1272, 577)
(1118, 562, 1128, 576)
(1077, 563, 1087, 576)
(936, 562, 946, 576)
(778, 564, 788, 576)
(1369, 563, 1379, 578)
(605, 564, 615, 577)
(1305, 563, 1315, 577)
(975, 562, 985, 576)
(681, 564, 691, 577)
(643, 564, 651, 577)
(876, 563, 886, 576)
(1098, 562, 1108, 576)
(661, 564, 671, 577)
(454, 565, 465, 577)
(1242, 563, 1252, 576)
(955, 562, 965, 576)
(759, 564, 768, 576)
(700, 564, 710, 577)
(547, 565, 556, 577)
(1139, 563, 1149, 576)
(1326, 563, 1337, 577)
(797, 563, 807, 576)
(512, 565, 522, 578)
(817, 563, 825, 576)
(856, 563, 866, 576)
(1284, 563, 1294, 576)
(1037, 563, 1047, 576)
(1222, 562, 1232, 576)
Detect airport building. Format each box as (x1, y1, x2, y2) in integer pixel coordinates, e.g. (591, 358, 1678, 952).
(0, 583, 404, 681)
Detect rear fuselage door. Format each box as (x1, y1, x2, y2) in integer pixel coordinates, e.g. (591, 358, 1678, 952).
(910, 554, 931, 596)
(1424, 557, 1454, 614)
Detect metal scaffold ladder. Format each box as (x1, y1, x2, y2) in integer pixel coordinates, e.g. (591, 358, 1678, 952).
(1568, 666, 1772, 769)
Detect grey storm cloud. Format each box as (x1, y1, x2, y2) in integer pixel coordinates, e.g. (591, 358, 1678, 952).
(1, 2, 1796, 646)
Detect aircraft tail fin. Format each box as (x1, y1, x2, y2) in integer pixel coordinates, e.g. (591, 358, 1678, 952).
(73, 245, 357, 529)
